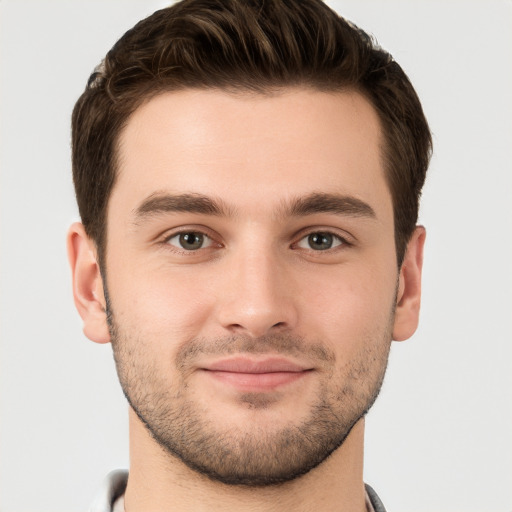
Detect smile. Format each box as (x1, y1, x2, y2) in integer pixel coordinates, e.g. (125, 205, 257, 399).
(202, 357, 313, 391)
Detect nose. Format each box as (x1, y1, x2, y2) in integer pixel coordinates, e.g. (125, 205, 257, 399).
(216, 246, 298, 338)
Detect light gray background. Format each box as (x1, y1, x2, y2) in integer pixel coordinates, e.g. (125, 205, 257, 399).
(1, 1, 511, 511)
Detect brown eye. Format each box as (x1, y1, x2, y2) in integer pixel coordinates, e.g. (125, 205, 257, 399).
(167, 232, 212, 251)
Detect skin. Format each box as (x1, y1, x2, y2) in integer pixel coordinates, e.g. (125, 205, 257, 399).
(68, 88, 425, 511)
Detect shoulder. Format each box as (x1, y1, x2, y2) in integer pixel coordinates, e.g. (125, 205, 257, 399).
(87, 470, 128, 512)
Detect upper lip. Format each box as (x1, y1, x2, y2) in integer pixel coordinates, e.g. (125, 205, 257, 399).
(204, 357, 310, 374)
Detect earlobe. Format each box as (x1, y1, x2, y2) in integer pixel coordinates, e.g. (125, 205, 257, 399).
(67, 222, 110, 344)
(393, 226, 426, 342)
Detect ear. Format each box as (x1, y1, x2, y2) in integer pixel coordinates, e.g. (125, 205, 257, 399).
(393, 226, 426, 341)
(67, 222, 110, 344)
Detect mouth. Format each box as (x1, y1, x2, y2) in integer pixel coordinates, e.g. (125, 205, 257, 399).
(201, 357, 313, 391)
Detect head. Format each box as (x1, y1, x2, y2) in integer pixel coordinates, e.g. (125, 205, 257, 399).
(69, 0, 430, 488)
(72, 0, 431, 269)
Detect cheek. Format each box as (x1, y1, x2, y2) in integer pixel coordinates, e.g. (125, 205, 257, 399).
(300, 262, 397, 344)
(109, 267, 214, 345)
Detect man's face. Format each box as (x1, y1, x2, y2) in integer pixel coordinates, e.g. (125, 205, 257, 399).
(104, 89, 399, 485)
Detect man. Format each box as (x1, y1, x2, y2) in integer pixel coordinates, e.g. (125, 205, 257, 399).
(67, 0, 431, 510)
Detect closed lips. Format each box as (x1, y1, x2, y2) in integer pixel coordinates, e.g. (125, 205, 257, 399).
(204, 357, 311, 374)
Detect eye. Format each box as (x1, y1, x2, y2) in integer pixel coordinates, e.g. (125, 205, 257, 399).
(296, 232, 345, 251)
(166, 231, 213, 251)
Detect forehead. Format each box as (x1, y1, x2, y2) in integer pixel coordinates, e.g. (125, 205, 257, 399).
(112, 88, 390, 219)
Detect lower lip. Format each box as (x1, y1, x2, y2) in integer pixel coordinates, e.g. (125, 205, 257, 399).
(204, 370, 309, 391)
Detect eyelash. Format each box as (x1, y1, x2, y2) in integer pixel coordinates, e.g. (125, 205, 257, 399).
(162, 228, 220, 254)
(160, 228, 352, 254)
(293, 231, 351, 252)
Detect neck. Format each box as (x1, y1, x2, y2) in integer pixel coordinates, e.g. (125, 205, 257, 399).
(124, 408, 367, 512)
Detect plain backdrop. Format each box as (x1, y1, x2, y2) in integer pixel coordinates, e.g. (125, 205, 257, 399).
(1, 1, 511, 511)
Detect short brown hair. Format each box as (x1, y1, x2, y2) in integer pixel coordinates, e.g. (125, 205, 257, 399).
(72, 0, 432, 266)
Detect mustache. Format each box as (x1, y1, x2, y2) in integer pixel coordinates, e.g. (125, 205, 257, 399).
(175, 333, 336, 369)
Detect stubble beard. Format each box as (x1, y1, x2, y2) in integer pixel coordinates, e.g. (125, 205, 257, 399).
(107, 297, 393, 487)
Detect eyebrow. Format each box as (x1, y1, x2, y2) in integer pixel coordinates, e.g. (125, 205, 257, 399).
(285, 192, 376, 219)
(132, 191, 376, 223)
(133, 192, 233, 222)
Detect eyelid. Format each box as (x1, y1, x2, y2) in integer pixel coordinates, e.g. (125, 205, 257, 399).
(155, 225, 354, 254)
(159, 225, 217, 240)
(292, 228, 354, 250)
(159, 226, 222, 251)
(166, 232, 214, 250)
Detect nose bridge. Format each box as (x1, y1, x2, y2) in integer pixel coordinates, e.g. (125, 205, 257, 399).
(217, 237, 297, 337)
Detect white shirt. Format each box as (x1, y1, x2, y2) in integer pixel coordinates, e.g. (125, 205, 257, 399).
(89, 469, 386, 512)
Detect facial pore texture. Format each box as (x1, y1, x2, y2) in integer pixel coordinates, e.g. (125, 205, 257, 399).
(107, 293, 394, 487)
